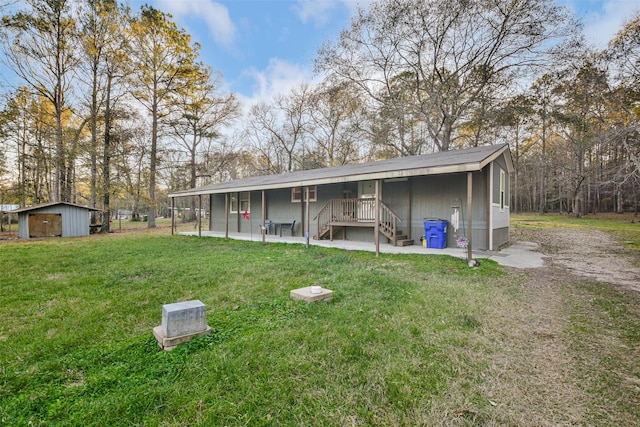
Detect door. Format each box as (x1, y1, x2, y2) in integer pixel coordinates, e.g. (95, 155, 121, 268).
(28, 213, 62, 237)
(357, 181, 376, 222)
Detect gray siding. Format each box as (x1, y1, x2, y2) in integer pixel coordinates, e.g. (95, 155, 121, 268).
(493, 227, 509, 249)
(18, 214, 28, 239)
(208, 169, 496, 250)
(409, 172, 488, 250)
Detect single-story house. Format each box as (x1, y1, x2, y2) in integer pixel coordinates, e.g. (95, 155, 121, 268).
(14, 202, 102, 239)
(169, 144, 512, 255)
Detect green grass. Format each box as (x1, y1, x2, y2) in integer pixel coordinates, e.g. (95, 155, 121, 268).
(567, 281, 640, 426)
(1, 226, 639, 426)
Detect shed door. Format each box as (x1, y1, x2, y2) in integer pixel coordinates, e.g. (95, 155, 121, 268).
(28, 213, 62, 237)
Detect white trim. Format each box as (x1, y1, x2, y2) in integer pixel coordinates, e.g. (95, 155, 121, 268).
(292, 186, 317, 203)
(500, 170, 506, 213)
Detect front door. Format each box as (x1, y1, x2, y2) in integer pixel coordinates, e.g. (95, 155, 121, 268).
(357, 181, 376, 222)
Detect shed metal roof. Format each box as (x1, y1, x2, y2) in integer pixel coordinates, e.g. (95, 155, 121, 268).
(169, 143, 512, 198)
(12, 201, 102, 213)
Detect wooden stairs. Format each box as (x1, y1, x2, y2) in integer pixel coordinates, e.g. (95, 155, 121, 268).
(314, 198, 414, 247)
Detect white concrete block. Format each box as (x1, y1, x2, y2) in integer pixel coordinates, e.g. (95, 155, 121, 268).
(161, 300, 208, 338)
(290, 286, 333, 302)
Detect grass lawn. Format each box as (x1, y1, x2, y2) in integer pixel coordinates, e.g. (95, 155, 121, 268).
(1, 216, 639, 426)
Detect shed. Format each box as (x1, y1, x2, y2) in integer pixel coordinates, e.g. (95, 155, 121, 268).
(13, 202, 102, 239)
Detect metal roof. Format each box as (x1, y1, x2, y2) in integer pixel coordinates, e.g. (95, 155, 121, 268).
(169, 143, 512, 198)
(12, 201, 102, 213)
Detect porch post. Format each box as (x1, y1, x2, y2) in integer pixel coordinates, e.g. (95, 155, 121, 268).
(486, 166, 492, 251)
(262, 190, 266, 243)
(407, 179, 412, 239)
(305, 187, 310, 248)
(224, 193, 229, 240)
(375, 179, 380, 257)
(467, 172, 473, 262)
(171, 197, 175, 235)
(198, 194, 202, 237)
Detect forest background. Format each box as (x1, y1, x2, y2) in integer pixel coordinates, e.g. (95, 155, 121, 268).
(1, 0, 639, 230)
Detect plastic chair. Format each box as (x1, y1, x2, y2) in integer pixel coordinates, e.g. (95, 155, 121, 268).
(259, 220, 272, 235)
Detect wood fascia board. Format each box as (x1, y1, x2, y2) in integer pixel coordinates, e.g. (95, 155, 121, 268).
(479, 145, 510, 171)
(168, 163, 483, 198)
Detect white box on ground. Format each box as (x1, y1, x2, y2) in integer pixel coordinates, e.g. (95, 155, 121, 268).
(154, 299, 211, 350)
(161, 299, 207, 338)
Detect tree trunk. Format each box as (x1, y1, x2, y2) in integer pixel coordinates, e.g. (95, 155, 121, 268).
(90, 60, 99, 225)
(102, 75, 113, 233)
(617, 188, 624, 214)
(148, 88, 158, 228)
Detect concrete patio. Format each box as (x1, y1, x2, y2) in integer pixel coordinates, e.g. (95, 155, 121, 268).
(179, 230, 545, 269)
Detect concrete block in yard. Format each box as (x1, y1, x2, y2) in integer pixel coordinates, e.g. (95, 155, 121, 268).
(162, 300, 207, 337)
(153, 299, 210, 351)
(290, 286, 333, 303)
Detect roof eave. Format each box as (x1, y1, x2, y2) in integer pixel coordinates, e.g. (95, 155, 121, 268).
(168, 162, 483, 197)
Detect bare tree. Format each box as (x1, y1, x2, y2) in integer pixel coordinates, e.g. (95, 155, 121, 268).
(307, 80, 367, 166)
(166, 65, 240, 220)
(317, 0, 577, 152)
(246, 83, 312, 173)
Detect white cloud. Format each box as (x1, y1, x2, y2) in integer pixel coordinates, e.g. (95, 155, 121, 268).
(240, 58, 311, 106)
(156, 0, 236, 47)
(564, 0, 640, 48)
(294, 0, 372, 26)
(294, 0, 339, 26)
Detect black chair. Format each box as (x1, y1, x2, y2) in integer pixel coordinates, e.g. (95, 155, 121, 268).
(282, 220, 296, 236)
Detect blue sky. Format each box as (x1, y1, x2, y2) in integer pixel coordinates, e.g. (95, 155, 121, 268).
(144, 0, 359, 105)
(1, 0, 637, 105)
(138, 0, 640, 106)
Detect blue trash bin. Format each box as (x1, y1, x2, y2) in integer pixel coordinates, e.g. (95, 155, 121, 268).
(423, 219, 448, 249)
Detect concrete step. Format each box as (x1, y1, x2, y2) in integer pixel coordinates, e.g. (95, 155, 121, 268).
(395, 239, 415, 247)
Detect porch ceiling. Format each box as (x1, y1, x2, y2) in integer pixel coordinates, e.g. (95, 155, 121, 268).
(169, 144, 510, 198)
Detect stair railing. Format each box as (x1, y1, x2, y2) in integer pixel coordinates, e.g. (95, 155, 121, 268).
(315, 198, 401, 241)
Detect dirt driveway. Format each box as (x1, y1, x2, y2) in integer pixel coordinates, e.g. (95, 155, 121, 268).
(514, 226, 640, 292)
(479, 226, 640, 425)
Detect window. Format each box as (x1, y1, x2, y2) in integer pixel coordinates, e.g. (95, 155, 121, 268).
(292, 186, 317, 203)
(500, 170, 506, 211)
(230, 192, 250, 213)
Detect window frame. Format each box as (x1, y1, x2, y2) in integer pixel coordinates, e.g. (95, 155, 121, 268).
(291, 186, 317, 203)
(230, 192, 250, 213)
(499, 170, 506, 212)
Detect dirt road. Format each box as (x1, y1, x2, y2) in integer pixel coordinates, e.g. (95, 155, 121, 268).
(513, 226, 640, 292)
(478, 226, 640, 425)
